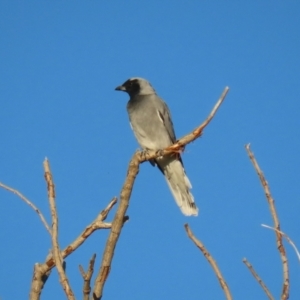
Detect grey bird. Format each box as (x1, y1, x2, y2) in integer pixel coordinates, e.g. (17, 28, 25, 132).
(115, 77, 198, 216)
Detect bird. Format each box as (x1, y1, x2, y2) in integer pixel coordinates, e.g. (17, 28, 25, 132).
(115, 77, 198, 216)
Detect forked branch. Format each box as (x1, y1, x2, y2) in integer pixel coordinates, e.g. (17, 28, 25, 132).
(79, 253, 97, 300)
(29, 197, 117, 298)
(92, 86, 229, 299)
(262, 224, 300, 263)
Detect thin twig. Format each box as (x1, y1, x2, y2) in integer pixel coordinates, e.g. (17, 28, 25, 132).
(184, 224, 232, 300)
(44, 158, 75, 300)
(262, 224, 300, 263)
(93, 87, 229, 299)
(245, 144, 289, 300)
(79, 254, 97, 300)
(92, 87, 229, 300)
(0, 182, 51, 234)
(243, 258, 274, 300)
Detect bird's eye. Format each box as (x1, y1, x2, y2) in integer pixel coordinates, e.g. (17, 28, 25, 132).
(125, 81, 132, 88)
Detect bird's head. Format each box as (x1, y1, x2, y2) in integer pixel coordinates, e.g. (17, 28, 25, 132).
(115, 77, 156, 97)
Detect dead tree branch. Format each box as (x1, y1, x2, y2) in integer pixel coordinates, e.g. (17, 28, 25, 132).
(92, 154, 139, 299)
(29, 264, 51, 300)
(92, 87, 229, 299)
(29, 197, 117, 299)
(44, 197, 116, 270)
(44, 158, 75, 300)
(79, 254, 97, 300)
(245, 144, 289, 300)
(242, 258, 274, 300)
(262, 224, 300, 263)
(185, 224, 232, 300)
(140, 86, 230, 161)
(0, 182, 51, 234)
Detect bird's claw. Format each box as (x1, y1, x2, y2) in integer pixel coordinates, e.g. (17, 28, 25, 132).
(166, 144, 185, 154)
(140, 149, 165, 161)
(140, 149, 151, 160)
(155, 149, 164, 158)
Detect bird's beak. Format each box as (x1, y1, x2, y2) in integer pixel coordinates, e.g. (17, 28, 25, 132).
(115, 85, 126, 91)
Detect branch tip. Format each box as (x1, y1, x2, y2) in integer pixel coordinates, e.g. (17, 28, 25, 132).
(184, 224, 232, 300)
(246, 145, 289, 299)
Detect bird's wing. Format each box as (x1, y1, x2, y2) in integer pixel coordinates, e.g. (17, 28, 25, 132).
(156, 100, 176, 144)
(154, 99, 185, 173)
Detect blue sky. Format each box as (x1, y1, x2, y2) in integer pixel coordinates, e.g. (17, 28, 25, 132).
(1, 1, 300, 299)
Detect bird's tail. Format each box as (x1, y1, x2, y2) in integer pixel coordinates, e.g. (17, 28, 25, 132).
(157, 156, 198, 216)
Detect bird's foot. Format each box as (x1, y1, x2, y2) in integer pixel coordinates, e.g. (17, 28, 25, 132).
(140, 149, 165, 161)
(166, 144, 185, 155)
(155, 149, 164, 158)
(140, 149, 151, 160)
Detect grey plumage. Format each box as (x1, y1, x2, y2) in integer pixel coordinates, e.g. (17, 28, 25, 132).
(115, 77, 198, 216)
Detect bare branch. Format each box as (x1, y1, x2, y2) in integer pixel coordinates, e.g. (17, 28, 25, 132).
(168, 86, 229, 152)
(243, 258, 274, 300)
(139, 86, 230, 161)
(79, 254, 97, 300)
(245, 144, 289, 299)
(184, 224, 232, 300)
(92, 87, 229, 299)
(29, 264, 51, 300)
(0, 182, 51, 234)
(44, 197, 117, 270)
(262, 224, 300, 263)
(44, 158, 75, 300)
(93, 154, 140, 299)
(29, 198, 116, 298)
